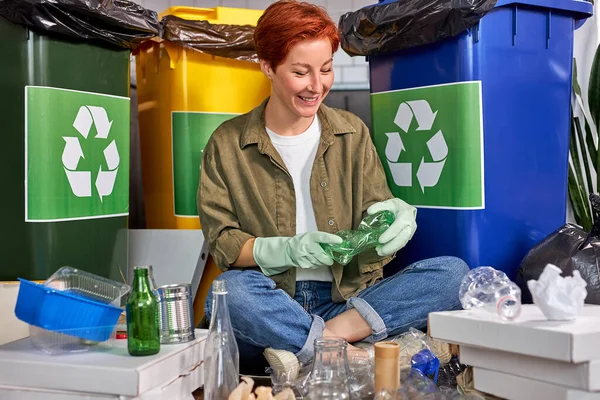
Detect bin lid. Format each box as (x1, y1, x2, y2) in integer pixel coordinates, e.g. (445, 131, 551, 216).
(496, 0, 593, 20)
(159, 6, 264, 26)
(378, 0, 593, 19)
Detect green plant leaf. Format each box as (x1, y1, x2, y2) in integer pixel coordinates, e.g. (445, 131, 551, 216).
(589, 44, 600, 131)
(574, 115, 595, 193)
(573, 58, 582, 96)
(584, 116, 598, 174)
(570, 114, 592, 230)
(568, 166, 590, 230)
(569, 165, 592, 231)
(583, 111, 599, 174)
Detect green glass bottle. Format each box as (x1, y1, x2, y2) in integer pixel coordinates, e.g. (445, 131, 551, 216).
(126, 266, 160, 356)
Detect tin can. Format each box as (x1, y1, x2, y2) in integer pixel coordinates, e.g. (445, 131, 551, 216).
(157, 283, 195, 344)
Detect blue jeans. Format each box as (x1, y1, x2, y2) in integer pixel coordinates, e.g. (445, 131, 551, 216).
(204, 256, 469, 364)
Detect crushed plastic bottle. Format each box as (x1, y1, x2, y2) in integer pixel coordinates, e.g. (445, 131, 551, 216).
(436, 356, 467, 393)
(459, 266, 522, 321)
(411, 349, 440, 384)
(321, 210, 395, 265)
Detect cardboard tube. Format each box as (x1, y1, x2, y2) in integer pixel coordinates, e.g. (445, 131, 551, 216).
(374, 341, 400, 393)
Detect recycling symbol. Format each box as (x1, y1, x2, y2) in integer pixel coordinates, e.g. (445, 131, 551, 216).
(384, 100, 448, 192)
(62, 106, 120, 201)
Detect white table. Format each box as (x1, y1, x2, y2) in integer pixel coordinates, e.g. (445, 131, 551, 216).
(0, 329, 208, 400)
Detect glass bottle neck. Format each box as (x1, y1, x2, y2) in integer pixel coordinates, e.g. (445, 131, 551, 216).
(209, 292, 231, 333)
(133, 269, 150, 292)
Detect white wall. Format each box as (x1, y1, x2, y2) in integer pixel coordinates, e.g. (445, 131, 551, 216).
(0, 283, 29, 345)
(134, 0, 374, 90)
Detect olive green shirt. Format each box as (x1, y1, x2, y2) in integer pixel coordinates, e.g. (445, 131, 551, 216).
(197, 98, 395, 302)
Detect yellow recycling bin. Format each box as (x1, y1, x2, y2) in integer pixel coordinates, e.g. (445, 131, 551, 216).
(135, 6, 270, 230)
(135, 7, 271, 322)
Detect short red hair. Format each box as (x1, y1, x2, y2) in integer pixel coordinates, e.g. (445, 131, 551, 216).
(254, 1, 340, 69)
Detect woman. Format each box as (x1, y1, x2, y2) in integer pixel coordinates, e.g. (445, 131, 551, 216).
(198, 0, 469, 375)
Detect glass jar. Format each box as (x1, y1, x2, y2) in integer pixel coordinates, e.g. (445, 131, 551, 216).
(305, 337, 352, 400)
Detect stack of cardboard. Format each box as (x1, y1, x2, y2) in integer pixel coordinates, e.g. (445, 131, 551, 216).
(429, 304, 600, 400)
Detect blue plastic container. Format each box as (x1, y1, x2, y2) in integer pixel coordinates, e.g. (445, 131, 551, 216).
(14, 278, 122, 342)
(368, 0, 593, 279)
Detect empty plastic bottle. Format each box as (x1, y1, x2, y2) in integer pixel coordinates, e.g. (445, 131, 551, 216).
(321, 210, 395, 265)
(459, 266, 522, 321)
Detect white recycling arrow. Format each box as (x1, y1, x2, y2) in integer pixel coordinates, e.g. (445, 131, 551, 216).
(103, 140, 120, 170)
(384, 132, 412, 187)
(73, 106, 93, 139)
(394, 103, 414, 133)
(416, 158, 446, 193)
(87, 106, 113, 139)
(64, 169, 92, 197)
(384, 132, 405, 161)
(427, 130, 448, 162)
(95, 167, 118, 202)
(62, 137, 84, 170)
(389, 162, 412, 187)
(394, 100, 438, 133)
(408, 100, 437, 131)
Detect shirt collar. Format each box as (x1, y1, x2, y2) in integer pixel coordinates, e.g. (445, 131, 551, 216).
(240, 97, 357, 149)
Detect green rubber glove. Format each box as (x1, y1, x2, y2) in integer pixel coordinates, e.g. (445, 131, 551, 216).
(367, 198, 417, 257)
(253, 232, 343, 276)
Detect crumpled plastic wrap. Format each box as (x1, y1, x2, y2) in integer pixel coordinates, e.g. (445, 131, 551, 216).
(338, 0, 497, 57)
(374, 368, 482, 399)
(160, 15, 258, 62)
(517, 193, 600, 305)
(0, 0, 159, 49)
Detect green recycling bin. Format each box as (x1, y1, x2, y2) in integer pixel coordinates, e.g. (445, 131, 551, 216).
(0, 0, 158, 281)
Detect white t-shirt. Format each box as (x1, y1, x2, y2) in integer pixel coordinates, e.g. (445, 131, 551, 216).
(266, 116, 334, 282)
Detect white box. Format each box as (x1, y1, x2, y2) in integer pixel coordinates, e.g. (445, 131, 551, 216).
(429, 304, 600, 363)
(0, 329, 207, 397)
(460, 345, 600, 391)
(0, 365, 201, 400)
(473, 368, 600, 400)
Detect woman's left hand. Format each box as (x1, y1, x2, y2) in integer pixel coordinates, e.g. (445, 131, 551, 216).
(367, 198, 417, 257)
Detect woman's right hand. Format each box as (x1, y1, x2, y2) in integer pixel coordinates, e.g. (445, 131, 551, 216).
(253, 231, 343, 276)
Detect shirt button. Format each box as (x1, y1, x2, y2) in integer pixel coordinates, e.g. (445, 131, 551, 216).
(321, 181, 327, 187)
(328, 219, 335, 226)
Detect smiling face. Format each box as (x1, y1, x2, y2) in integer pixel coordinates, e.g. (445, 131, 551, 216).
(261, 38, 334, 120)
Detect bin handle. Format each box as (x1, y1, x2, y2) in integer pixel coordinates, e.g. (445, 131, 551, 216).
(160, 6, 218, 22)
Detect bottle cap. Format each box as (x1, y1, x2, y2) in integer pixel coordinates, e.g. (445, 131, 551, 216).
(374, 341, 400, 358)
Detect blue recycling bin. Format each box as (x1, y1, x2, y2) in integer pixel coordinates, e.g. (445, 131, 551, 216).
(368, 0, 593, 279)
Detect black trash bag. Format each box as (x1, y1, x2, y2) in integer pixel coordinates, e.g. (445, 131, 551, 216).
(516, 193, 600, 305)
(161, 15, 258, 62)
(0, 0, 159, 50)
(339, 0, 497, 57)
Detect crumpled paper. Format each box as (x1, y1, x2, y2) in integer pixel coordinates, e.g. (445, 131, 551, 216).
(527, 263, 588, 320)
